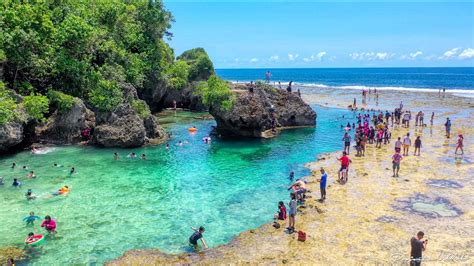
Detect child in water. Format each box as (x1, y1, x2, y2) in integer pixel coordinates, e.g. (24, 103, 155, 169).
(23, 212, 41, 225)
(12, 178, 21, 187)
(27, 171, 36, 179)
(41, 215, 57, 234)
(25, 189, 36, 200)
(25, 232, 41, 243)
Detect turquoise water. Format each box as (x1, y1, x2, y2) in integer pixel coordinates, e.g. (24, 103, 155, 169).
(0, 106, 350, 265)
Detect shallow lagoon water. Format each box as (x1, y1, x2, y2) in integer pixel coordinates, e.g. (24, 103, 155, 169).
(0, 106, 352, 265)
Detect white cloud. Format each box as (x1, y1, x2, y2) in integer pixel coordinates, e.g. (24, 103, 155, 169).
(234, 58, 240, 62)
(349, 52, 394, 61)
(269, 55, 279, 61)
(249, 58, 259, 63)
(439, 48, 461, 59)
(288, 53, 299, 61)
(459, 48, 474, 59)
(303, 51, 327, 62)
(400, 51, 423, 60)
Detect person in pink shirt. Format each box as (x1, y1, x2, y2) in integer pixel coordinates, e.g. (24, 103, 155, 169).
(41, 215, 57, 234)
(455, 134, 464, 155)
(392, 151, 403, 177)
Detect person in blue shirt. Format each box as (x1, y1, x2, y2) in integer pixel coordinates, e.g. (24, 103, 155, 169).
(23, 211, 41, 225)
(12, 178, 21, 187)
(318, 168, 327, 202)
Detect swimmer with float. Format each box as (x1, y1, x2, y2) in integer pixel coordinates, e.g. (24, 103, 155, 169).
(25, 232, 45, 246)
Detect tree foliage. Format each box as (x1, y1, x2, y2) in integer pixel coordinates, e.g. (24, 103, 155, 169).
(88, 79, 123, 112)
(0, 0, 174, 103)
(165, 60, 189, 90)
(47, 90, 76, 114)
(0, 81, 17, 125)
(177, 48, 214, 81)
(131, 99, 151, 119)
(195, 75, 234, 111)
(22, 94, 49, 122)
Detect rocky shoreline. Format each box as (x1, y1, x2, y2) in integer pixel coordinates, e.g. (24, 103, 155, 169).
(107, 89, 474, 265)
(1, 82, 317, 153)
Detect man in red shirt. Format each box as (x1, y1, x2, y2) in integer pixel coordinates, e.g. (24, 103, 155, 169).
(337, 151, 352, 183)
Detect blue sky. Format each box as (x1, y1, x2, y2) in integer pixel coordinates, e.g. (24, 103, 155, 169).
(164, 1, 474, 68)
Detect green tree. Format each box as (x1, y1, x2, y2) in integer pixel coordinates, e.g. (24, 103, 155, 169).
(22, 93, 49, 122)
(177, 48, 214, 81)
(131, 99, 151, 119)
(0, 81, 17, 125)
(166, 60, 189, 90)
(47, 90, 76, 114)
(88, 79, 123, 112)
(195, 75, 234, 111)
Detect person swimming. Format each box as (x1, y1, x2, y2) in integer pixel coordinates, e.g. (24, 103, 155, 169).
(141, 154, 146, 160)
(25, 232, 41, 243)
(289, 171, 295, 181)
(11, 162, 16, 169)
(12, 178, 21, 187)
(114, 152, 120, 160)
(52, 186, 70, 196)
(25, 189, 37, 200)
(166, 143, 170, 150)
(70, 167, 75, 174)
(177, 141, 183, 146)
(203, 137, 211, 144)
(127, 152, 137, 158)
(53, 163, 63, 167)
(23, 212, 41, 225)
(27, 171, 36, 179)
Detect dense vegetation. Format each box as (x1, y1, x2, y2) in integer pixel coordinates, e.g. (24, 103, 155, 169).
(0, 0, 217, 126)
(195, 75, 234, 112)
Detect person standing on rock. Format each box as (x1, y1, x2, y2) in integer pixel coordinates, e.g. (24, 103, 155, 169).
(391, 151, 403, 177)
(403, 133, 411, 156)
(342, 132, 351, 154)
(410, 231, 428, 266)
(286, 81, 293, 93)
(337, 151, 351, 183)
(444, 118, 451, 138)
(265, 71, 272, 83)
(287, 192, 297, 233)
(317, 168, 327, 202)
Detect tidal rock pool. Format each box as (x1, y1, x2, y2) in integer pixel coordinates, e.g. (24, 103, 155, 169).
(426, 179, 463, 189)
(394, 194, 462, 218)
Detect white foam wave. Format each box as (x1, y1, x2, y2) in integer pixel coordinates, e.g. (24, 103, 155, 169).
(226, 80, 474, 95)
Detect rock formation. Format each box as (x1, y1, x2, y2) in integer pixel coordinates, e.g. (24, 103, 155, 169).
(36, 98, 95, 144)
(93, 84, 167, 148)
(0, 121, 24, 152)
(210, 84, 316, 138)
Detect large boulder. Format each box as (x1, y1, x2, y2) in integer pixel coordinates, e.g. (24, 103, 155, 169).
(210, 84, 316, 138)
(36, 99, 95, 144)
(93, 104, 146, 148)
(0, 121, 24, 152)
(93, 84, 167, 148)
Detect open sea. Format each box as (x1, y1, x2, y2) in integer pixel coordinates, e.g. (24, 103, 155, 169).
(216, 67, 474, 96)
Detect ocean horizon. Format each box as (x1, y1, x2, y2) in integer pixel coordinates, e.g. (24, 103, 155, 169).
(216, 67, 474, 95)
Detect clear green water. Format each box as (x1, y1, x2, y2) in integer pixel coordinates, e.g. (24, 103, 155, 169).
(0, 106, 350, 265)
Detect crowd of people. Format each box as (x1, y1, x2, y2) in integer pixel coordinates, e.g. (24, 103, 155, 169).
(263, 85, 465, 265)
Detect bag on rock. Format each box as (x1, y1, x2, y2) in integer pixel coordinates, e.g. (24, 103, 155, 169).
(297, 231, 306, 241)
